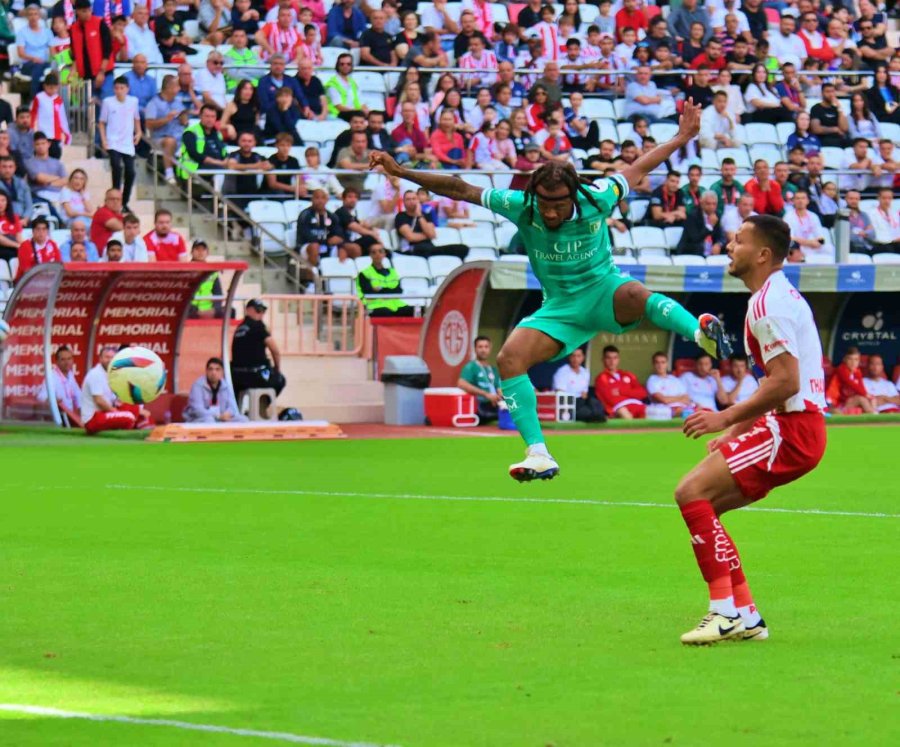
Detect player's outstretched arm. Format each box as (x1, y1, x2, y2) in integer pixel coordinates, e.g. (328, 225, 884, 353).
(369, 151, 485, 205)
(619, 99, 702, 191)
(684, 352, 800, 439)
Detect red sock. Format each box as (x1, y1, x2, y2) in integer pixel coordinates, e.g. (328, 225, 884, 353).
(680, 500, 738, 615)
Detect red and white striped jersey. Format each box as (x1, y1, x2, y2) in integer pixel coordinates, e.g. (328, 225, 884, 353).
(532, 22, 560, 61)
(744, 270, 826, 413)
(30, 92, 72, 145)
(457, 50, 499, 86)
(259, 22, 300, 61)
(463, 0, 495, 41)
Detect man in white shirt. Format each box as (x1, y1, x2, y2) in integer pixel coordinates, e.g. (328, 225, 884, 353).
(99, 77, 142, 211)
(680, 353, 719, 411)
(718, 353, 759, 407)
(784, 189, 834, 260)
(872, 139, 898, 190)
(81, 345, 150, 434)
(110, 213, 150, 262)
(867, 187, 900, 253)
(193, 51, 228, 112)
(722, 193, 756, 242)
(125, 5, 164, 64)
(698, 91, 739, 150)
(839, 137, 882, 192)
(38, 345, 82, 426)
(861, 354, 900, 413)
(863, 354, 900, 413)
(767, 13, 808, 67)
(646, 351, 692, 416)
(552, 348, 606, 422)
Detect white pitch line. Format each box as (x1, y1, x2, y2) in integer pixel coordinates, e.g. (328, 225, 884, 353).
(104, 484, 900, 519)
(0, 704, 400, 747)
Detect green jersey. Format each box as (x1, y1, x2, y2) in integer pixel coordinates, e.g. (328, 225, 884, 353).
(460, 360, 500, 403)
(481, 173, 628, 297)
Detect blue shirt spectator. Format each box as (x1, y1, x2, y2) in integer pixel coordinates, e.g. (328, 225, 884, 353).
(15, 18, 52, 62)
(125, 64, 158, 112)
(256, 65, 306, 113)
(326, 0, 367, 48)
(145, 91, 186, 141)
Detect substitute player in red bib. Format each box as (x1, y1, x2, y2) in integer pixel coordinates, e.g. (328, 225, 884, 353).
(674, 215, 827, 645)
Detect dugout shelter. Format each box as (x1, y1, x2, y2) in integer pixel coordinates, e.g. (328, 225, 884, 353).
(2, 262, 247, 425)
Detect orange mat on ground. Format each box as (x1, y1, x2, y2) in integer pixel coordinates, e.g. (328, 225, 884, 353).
(146, 420, 345, 443)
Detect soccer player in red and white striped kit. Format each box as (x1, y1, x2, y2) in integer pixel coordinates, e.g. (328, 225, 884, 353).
(675, 215, 827, 645)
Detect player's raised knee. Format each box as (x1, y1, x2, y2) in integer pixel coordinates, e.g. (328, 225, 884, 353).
(496, 347, 521, 379)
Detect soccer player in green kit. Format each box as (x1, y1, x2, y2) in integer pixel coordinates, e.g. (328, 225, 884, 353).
(369, 100, 730, 481)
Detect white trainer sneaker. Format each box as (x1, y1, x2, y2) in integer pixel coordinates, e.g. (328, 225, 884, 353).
(680, 612, 745, 645)
(509, 446, 559, 482)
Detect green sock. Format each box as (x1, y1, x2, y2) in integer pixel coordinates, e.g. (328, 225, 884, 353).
(645, 292, 700, 341)
(501, 374, 544, 446)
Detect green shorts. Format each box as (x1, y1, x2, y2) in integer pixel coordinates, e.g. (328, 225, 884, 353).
(518, 272, 641, 360)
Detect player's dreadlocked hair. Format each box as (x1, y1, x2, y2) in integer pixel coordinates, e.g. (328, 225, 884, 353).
(523, 161, 602, 222)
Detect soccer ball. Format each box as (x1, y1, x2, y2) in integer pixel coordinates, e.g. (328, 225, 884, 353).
(108, 346, 167, 405)
(0, 318, 9, 343)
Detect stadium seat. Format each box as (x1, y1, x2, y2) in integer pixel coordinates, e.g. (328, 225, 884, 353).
(378, 228, 397, 250)
(803, 252, 833, 265)
(717, 147, 751, 170)
(872, 253, 900, 265)
(613, 98, 627, 121)
(579, 4, 600, 24)
(880, 122, 900, 144)
(428, 255, 462, 281)
(282, 199, 310, 223)
(464, 173, 495, 191)
(467, 204, 498, 224)
(706, 254, 731, 266)
(499, 254, 529, 262)
(638, 254, 673, 265)
(580, 99, 616, 121)
(650, 122, 678, 143)
(465, 247, 498, 261)
(614, 255, 638, 266)
(630, 226, 668, 252)
(319, 257, 357, 295)
(664, 226, 683, 249)
(617, 121, 635, 143)
(354, 71, 387, 92)
(744, 123, 780, 146)
(248, 202, 288, 255)
(628, 199, 649, 223)
(297, 120, 349, 143)
(700, 149, 719, 171)
(391, 253, 430, 279)
(671, 255, 706, 266)
(611, 229, 634, 254)
(458, 226, 495, 248)
(748, 144, 783, 167)
(820, 147, 844, 170)
(434, 226, 462, 245)
(598, 119, 619, 143)
(354, 256, 373, 272)
(775, 121, 795, 145)
(490, 3, 510, 24)
(848, 253, 873, 264)
(359, 91, 386, 111)
(9, 258, 18, 278)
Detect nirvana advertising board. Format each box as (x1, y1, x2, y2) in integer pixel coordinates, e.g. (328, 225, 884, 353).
(1, 262, 246, 424)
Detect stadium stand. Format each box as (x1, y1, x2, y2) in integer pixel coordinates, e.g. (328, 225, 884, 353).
(0, 0, 898, 314)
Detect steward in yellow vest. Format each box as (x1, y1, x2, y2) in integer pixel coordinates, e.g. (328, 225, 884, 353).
(356, 246, 413, 317)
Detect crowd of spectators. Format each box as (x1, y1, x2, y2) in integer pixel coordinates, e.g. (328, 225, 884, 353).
(0, 0, 899, 279)
(545, 344, 899, 421)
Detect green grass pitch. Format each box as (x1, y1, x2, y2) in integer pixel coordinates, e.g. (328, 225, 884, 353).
(0, 425, 897, 747)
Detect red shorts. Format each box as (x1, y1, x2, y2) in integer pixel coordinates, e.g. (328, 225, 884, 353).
(84, 409, 138, 435)
(718, 411, 826, 501)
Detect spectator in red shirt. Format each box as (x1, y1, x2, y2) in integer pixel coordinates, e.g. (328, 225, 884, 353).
(615, 0, 648, 43)
(688, 37, 726, 78)
(594, 345, 648, 419)
(91, 188, 125, 255)
(832, 346, 876, 413)
(429, 110, 471, 170)
(145, 208, 189, 261)
(391, 101, 436, 168)
(16, 216, 61, 281)
(744, 159, 785, 216)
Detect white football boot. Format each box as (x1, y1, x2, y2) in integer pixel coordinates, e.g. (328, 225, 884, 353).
(509, 445, 560, 482)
